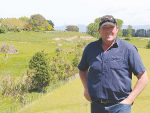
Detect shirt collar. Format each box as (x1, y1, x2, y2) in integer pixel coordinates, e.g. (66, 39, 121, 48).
(98, 37, 120, 48)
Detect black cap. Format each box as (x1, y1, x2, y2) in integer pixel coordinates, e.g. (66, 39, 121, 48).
(99, 15, 117, 29)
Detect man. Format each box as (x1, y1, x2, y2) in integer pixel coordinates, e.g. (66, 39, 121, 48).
(78, 15, 149, 113)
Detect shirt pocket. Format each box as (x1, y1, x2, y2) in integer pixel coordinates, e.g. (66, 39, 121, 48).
(110, 56, 129, 70)
(90, 60, 102, 71)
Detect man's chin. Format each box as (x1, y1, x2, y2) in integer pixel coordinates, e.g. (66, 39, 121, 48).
(106, 38, 115, 43)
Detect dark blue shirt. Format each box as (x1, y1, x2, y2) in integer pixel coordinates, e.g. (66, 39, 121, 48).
(78, 37, 146, 101)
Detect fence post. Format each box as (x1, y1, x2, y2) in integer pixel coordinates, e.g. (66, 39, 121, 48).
(30, 97, 31, 104)
(14, 105, 15, 112)
(11, 106, 12, 113)
(49, 87, 51, 92)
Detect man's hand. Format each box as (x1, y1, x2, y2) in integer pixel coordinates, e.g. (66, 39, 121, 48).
(120, 98, 132, 105)
(84, 89, 92, 102)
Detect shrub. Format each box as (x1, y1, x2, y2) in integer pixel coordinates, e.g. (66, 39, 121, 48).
(0, 25, 8, 33)
(29, 51, 51, 91)
(14, 27, 21, 32)
(124, 37, 131, 40)
(0, 75, 27, 105)
(24, 23, 32, 31)
(146, 41, 150, 49)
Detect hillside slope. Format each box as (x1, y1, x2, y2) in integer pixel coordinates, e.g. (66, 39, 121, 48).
(18, 77, 91, 113)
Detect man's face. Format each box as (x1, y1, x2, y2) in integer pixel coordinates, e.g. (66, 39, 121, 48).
(98, 25, 118, 44)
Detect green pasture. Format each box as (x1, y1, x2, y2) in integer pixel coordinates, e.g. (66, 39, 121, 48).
(17, 48, 150, 113)
(0, 31, 91, 77)
(0, 31, 95, 112)
(0, 31, 150, 113)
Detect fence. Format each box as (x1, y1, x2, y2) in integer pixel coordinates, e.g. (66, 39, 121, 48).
(1, 73, 79, 113)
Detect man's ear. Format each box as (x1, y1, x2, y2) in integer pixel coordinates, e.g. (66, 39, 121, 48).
(98, 29, 100, 33)
(116, 26, 119, 33)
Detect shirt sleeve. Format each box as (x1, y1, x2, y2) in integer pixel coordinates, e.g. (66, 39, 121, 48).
(129, 45, 146, 76)
(78, 46, 89, 71)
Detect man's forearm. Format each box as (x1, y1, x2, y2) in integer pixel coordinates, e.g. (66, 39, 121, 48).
(79, 70, 88, 89)
(121, 71, 149, 104)
(79, 70, 92, 102)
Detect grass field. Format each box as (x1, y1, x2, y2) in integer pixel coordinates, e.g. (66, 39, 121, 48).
(17, 46, 150, 113)
(0, 31, 150, 113)
(17, 77, 91, 113)
(0, 31, 92, 77)
(0, 31, 95, 112)
(17, 42, 150, 113)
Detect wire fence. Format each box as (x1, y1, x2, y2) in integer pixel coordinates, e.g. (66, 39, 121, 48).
(1, 73, 79, 113)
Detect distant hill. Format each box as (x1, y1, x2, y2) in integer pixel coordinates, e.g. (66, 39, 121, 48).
(54, 24, 87, 33)
(121, 25, 150, 30)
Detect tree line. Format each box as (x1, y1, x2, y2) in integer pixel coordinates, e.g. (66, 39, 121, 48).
(86, 17, 150, 39)
(0, 14, 80, 33)
(0, 14, 54, 33)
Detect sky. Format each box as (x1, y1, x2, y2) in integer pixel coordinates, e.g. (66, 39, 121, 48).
(0, 0, 150, 27)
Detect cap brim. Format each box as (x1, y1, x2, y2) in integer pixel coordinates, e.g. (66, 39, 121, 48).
(100, 22, 115, 29)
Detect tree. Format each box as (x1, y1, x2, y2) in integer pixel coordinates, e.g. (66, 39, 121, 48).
(47, 20, 54, 29)
(125, 25, 132, 40)
(29, 52, 51, 91)
(19, 16, 30, 23)
(66, 25, 79, 32)
(29, 14, 52, 31)
(87, 22, 100, 38)
(0, 18, 3, 23)
(87, 17, 123, 38)
(1, 18, 24, 31)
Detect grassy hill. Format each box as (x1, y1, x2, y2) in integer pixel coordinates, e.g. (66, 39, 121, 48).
(17, 77, 91, 113)
(0, 31, 94, 77)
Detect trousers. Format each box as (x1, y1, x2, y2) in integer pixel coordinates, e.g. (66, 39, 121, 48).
(91, 101, 131, 113)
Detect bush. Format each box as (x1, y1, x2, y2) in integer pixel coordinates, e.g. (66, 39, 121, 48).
(146, 41, 150, 49)
(1, 18, 24, 31)
(66, 25, 79, 32)
(0, 75, 27, 104)
(24, 23, 32, 31)
(124, 37, 131, 40)
(29, 51, 51, 91)
(14, 27, 21, 32)
(0, 25, 8, 33)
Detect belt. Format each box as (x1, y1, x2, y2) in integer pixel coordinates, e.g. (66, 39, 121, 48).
(98, 99, 123, 104)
